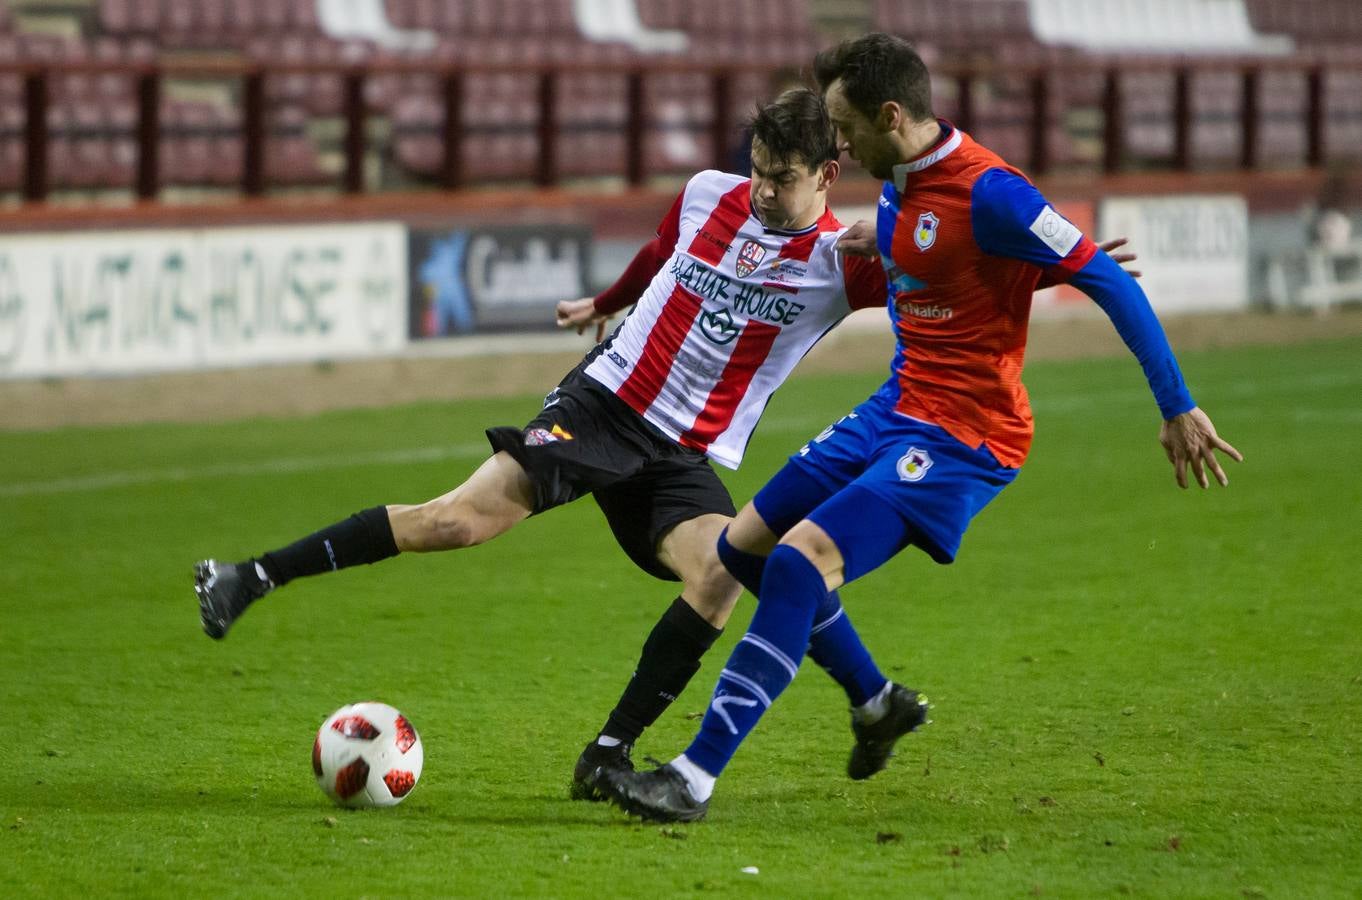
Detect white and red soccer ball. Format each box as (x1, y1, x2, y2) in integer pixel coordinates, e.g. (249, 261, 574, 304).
(312, 702, 423, 807)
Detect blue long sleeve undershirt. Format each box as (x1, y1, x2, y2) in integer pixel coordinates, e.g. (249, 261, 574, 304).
(1068, 250, 1195, 420)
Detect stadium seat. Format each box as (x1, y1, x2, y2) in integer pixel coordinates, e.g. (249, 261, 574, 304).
(12, 0, 1346, 192)
(1027, 0, 1292, 54)
(316, 0, 436, 52)
(97, 0, 131, 34)
(876, 0, 1039, 52)
(574, 0, 688, 54)
(1245, 0, 1362, 46)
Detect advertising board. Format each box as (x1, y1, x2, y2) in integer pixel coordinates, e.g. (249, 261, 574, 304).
(0, 223, 408, 379)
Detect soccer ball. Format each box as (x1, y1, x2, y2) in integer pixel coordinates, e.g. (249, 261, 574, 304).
(312, 702, 423, 807)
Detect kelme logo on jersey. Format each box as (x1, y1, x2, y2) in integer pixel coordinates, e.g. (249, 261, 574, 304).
(735, 239, 767, 278)
(897, 447, 933, 482)
(914, 211, 939, 251)
(698, 307, 740, 345)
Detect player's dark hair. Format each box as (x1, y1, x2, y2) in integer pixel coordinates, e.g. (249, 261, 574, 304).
(748, 87, 838, 172)
(814, 32, 934, 122)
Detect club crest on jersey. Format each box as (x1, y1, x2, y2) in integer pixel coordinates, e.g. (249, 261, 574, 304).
(735, 239, 767, 278)
(897, 447, 933, 482)
(698, 307, 740, 345)
(913, 212, 939, 251)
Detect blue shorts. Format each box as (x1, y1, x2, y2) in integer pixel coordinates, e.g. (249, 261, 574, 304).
(756, 394, 1018, 577)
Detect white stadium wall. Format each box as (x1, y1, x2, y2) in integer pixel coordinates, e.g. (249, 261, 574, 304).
(1097, 195, 1250, 314)
(0, 223, 409, 380)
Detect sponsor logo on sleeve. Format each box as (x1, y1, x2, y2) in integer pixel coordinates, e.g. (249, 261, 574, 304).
(1029, 206, 1082, 257)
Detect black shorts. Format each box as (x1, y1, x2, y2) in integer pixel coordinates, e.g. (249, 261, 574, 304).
(486, 370, 736, 581)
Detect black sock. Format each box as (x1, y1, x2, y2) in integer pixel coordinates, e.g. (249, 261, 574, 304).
(601, 596, 723, 745)
(257, 506, 399, 587)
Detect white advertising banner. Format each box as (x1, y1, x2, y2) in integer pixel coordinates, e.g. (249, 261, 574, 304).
(0, 223, 408, 379)
(1097, 195, 1249, 313)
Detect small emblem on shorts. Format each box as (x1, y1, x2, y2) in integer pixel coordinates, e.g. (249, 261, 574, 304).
(735, 239, 767, 278)
(897, 447, 933, 482)
(525, 424, 574, 446)
(914, 212, 939, 251)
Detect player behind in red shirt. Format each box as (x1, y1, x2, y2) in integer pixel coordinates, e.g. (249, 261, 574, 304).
(598, 34, 1242, 823)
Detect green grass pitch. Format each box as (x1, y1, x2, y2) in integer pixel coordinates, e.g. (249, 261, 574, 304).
(2, 336, 1359, 897)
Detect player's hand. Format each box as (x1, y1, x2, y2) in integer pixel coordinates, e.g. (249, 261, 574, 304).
(1159, 407, 1243, 489)
(835, 220, 878, 258)
(555, 297, 611, 343)
(1099, 237, 1141, 278)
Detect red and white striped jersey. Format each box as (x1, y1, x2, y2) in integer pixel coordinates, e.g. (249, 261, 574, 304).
(584, 170, 886, 469)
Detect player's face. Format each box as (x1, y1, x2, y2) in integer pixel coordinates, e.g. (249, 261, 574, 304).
(825, 79, 897, 181)
(748, 140, 832, 231)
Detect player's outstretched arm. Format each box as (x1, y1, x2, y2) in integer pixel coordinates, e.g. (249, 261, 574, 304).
(834, 220, 877, 257)
(555, 233, 668, 343)
(555, 297, 613, 342)
(1035, 238, 1139, 289)
(1159, 407, 1244, 489)
(967, 168, 1243, 489)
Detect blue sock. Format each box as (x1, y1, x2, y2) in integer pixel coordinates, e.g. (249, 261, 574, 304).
(717, 526, 888, 708)
(716, 527, 766, 594)
(808, 591, 888, 707)
(685, 545, 824, 776)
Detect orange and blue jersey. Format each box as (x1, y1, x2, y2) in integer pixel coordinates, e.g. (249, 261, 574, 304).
(874, 124, 1195, 468)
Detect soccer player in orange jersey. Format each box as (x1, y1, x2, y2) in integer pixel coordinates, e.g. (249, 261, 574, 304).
(599, 34, 1243, 823)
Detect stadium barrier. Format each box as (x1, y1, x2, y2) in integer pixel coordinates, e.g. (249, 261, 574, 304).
(1264, 239, 1362, 311)
(0, 222, 410, 378)
(0, 219, 603, 379)
(3, 54, 1361, 201)
(0, 191, 1257, 381)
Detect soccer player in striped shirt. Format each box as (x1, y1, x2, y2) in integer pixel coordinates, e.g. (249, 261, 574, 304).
(193, 89, 898, 793)
(598, 34, 1243, 823)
